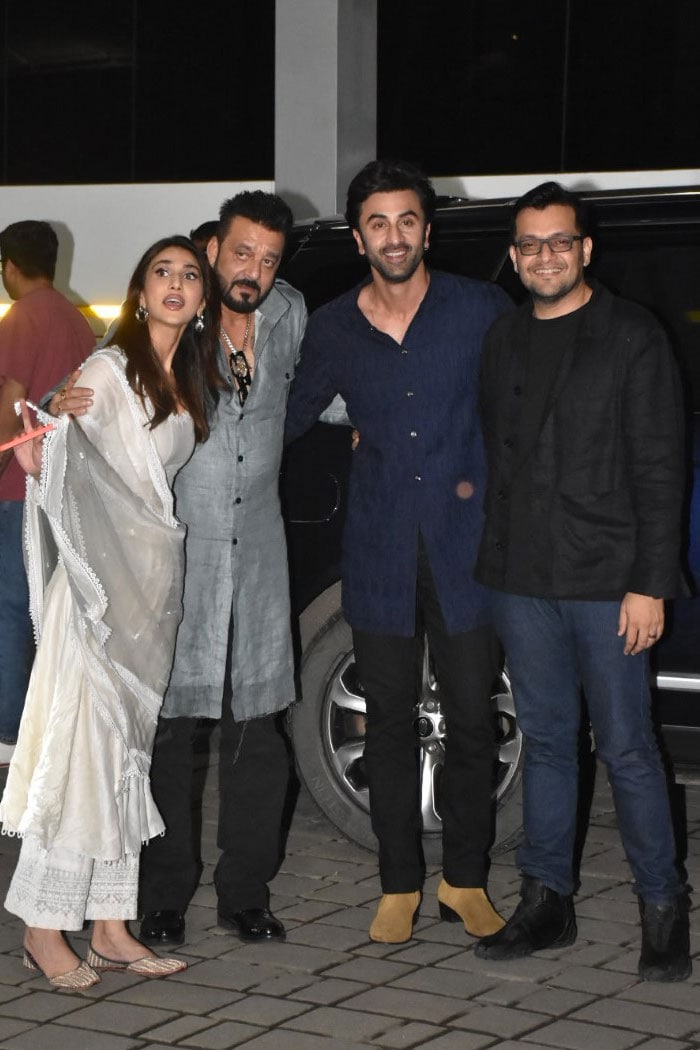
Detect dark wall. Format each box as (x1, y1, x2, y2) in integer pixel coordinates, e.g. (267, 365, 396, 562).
(377, 0, 700, 176)
(0, 1, 275, 183)
(0, 1, 697, 185)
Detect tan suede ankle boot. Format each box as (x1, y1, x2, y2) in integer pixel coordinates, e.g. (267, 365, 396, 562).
(369, 891, 421, 943)
(437, 879, 505, 937)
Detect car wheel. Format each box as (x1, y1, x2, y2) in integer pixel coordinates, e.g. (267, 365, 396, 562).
(292, 586, 523, 861)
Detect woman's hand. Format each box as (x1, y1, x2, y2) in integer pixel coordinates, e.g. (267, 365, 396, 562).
(49, 369, 93, 418)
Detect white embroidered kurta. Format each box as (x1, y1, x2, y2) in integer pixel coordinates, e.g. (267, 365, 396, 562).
(0, 347, 194, 862)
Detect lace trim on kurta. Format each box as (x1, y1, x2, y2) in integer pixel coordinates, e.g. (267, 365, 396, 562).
(0, 349, 190, 860)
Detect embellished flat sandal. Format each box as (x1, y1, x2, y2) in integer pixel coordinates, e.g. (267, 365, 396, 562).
(86, 944, 187, 978)
(23, 950, 101, 990)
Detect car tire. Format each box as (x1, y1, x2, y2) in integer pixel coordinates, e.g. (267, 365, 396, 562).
(292, 584, 524, 862)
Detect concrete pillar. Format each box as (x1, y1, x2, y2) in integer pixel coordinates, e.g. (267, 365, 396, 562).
(275, 0, 377, 220)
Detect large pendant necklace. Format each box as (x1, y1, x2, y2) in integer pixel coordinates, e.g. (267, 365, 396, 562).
(221, 315, 253, 406)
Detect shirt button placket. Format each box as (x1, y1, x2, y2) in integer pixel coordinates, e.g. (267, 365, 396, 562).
(403, 349, 419, 479)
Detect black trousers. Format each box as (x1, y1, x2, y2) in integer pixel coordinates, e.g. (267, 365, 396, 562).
(352, 541, 500, 893)
(139, 703, 291, 915)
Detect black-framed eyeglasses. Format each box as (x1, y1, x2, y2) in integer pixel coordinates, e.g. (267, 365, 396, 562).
(514, 234, 583, 256)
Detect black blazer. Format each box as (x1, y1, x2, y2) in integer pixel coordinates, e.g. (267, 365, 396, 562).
(476, 281, 686, 600)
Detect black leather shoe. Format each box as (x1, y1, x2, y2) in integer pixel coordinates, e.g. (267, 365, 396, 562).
(217, 906, 286, 942)
(139, 909, 186, 947)
(474, 876, 577, 960)
(638, 896, 691, 982)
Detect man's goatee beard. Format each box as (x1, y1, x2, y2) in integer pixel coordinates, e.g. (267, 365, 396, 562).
(220, 278, 275, 315)
(222, 290, 258, 314)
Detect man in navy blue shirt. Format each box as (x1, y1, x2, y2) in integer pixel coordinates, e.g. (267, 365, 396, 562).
(285, 159, 511, 943)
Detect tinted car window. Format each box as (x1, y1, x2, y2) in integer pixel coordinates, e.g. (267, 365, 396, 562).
(426, 226, 511, 286)
(590, 229, 700, 408)
(284, 230, 365, 313)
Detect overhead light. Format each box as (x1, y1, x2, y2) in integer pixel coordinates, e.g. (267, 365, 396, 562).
(0, 302, 121, 325)
(85, 304, 122, 321)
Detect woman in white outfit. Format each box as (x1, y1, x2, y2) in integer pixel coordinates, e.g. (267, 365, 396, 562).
(0, 235, 221, 989)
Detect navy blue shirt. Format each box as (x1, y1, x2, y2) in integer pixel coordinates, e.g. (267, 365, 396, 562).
(285, 270, 511, 636)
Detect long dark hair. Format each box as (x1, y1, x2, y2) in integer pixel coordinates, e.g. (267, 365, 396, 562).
(110, 235, 223, 441)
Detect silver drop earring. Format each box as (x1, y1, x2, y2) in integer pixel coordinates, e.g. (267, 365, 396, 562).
(194, 311, 205, 333)
(135, 304, 149, 323)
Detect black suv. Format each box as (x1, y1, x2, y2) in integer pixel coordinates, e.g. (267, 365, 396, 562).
(280, 186, 700, 860)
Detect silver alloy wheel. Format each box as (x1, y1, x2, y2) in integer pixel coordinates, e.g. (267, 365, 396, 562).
(321, 640, 522, 841)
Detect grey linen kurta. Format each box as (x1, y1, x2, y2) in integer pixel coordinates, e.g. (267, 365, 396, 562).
(163, 279, 307, 722)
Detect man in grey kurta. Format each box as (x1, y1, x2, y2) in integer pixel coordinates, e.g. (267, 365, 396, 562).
(139, 191, 307, 947)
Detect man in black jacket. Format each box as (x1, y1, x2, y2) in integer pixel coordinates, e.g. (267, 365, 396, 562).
(474, 182, 690, 982)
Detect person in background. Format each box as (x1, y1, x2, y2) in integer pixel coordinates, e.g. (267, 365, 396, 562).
(190, 220, 219, 254)
(0, 220, 95, 766)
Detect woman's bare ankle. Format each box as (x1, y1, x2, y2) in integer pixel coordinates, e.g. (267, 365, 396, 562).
(91, 920, 152, 962)
(23, 927, 79, 977)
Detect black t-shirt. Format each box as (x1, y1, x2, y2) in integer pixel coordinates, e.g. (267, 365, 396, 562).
(521, 305, 588, 440)
(504, 299, 592, 594)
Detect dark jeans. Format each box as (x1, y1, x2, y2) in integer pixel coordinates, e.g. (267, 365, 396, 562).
(352, 544, 500, 893)
(0, 500, 34, 743)
(139, 705, 291, 915)
(491, 592, 682, 903)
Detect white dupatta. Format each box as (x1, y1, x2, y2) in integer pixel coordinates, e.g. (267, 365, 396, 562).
(0, 348, 187, 860)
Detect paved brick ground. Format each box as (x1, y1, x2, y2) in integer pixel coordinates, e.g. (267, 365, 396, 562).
(0, 731, 697, 1050)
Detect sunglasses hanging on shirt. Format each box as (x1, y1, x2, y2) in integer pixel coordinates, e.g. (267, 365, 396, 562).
(229, 350, 252, 406)
(221, 317, 253, 407)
